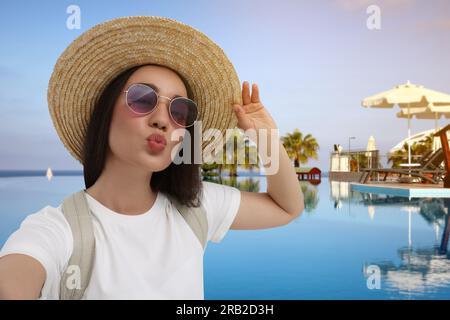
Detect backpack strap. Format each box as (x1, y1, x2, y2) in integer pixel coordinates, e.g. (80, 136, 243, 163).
(167, 194, 208, 250)
(59, 189, 96, 300)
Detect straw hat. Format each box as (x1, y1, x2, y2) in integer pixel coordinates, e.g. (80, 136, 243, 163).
(47, 15, 242, 164)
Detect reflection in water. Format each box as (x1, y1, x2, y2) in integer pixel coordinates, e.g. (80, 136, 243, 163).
(329, 180, 450, 297)
(299, 181, 319, 213)
(361, 195, 450, 297)
(203, 175, 320, 213)
(203, 175, 261, 192)
(420, 199, 448, 225)
(360, 196, 450, 253)
(365, 246, 450, 297)
(330, 181, 349, 210)
(329, 180, 366, 210)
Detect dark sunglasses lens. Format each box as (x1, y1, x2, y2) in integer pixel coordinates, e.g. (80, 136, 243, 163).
(127, 84, 157, 114)
(170, 98, 198, 127)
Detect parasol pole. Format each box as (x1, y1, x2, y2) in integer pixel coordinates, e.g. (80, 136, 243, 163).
(407, 104, 411, 166)
(434, 112, 438, 152)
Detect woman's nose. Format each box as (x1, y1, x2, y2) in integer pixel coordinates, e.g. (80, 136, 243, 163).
(148, 97, 171, 130)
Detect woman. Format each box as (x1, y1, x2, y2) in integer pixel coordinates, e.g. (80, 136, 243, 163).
(0, 16, 304, 300)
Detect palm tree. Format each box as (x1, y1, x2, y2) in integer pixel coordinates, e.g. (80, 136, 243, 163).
(222, 129, 247, 176)
(388, 134, 433, 168)
(240, 138, 259, 173)
(201, 129, 260, 177)
(281, 129, 319, 168)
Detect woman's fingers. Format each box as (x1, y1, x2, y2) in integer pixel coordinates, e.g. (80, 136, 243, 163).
(251, 83, 260, 103)
(242, 81, 251, 105)
(242, 81, 261, 104)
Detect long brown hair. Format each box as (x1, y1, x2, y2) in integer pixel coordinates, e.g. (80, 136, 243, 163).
(82, 64, 202, 207)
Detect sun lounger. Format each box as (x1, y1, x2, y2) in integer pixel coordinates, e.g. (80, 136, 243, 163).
(359, 148, 445, 184)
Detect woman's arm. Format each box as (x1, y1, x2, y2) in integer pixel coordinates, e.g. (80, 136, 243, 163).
(230, 81, 304, 230)
(0, 254, 45, 300)
(231, 141, 304, 230)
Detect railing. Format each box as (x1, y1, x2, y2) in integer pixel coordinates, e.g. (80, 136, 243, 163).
(330, 150, 380, 172)
(329, 149, 436, 173)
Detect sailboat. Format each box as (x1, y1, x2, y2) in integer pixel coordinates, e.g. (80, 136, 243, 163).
(46, 167, 53, 181)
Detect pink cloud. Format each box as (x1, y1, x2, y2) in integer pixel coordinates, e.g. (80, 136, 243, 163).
(335, 0, 415, 12)
(416, 18, 450, 31)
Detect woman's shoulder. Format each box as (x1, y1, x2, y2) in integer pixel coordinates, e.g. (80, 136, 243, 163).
(0, 202, 74, 283)
(16, 203, 73, 247)
(22, 204, 71, 230)
(199, 180, 241, 243)
(200, 180, 241, 202)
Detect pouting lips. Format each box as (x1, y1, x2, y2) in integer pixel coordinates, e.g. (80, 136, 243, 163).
(147, 133, 167, 145)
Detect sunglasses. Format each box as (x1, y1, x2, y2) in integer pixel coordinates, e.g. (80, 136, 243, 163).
(124, 83, 198, 128)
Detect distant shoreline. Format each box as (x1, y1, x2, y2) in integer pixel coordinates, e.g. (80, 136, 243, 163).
(0, 170, 83, 177)
(0, 170, 328, 178)
(0, 170, 267, 178)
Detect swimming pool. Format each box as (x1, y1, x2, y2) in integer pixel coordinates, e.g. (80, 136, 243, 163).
(1, 175, 449, 299)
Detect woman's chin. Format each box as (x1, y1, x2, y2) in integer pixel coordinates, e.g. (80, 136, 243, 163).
(141, 155, 171, 172)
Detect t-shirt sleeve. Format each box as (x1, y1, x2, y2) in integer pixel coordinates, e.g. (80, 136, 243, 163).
(0, 205, 73, 299)
(201, 181, 242, 243)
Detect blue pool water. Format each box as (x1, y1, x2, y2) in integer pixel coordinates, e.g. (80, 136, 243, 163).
(1, 175, 449, 299)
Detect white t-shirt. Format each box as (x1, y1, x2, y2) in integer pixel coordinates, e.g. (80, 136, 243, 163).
(0, 181, 241, 300)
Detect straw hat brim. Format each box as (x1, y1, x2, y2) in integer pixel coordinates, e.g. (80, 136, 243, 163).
(47, 15, 242, 164)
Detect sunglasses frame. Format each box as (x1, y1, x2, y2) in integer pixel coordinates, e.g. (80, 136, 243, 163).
(123, 83, 198, 128)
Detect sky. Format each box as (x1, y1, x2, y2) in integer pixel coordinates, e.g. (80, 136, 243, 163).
(0, 0, 449, 170)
